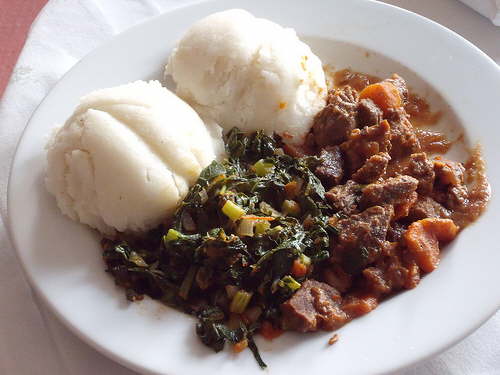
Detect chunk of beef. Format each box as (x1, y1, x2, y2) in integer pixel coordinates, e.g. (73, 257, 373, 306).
(356, 98, 383, 128)
(404, 152, 435, 194)
(352, 152, 391, 184)
(432, 158, 470, 213)
(325, 180, 362, 215)
(363, 251, 420, 295)
(281, 280, 348, 332)
(362, 240, 421, 295)
(408, 195, 451, 221)
(433, 158, 465, 187)
(283, 144, 307, 158)
(341, 293, 379, 318)
(387, 221, 407, 242)
(386, 108, 420, 158)
(360, 175, 418, 208)
(340, 119, 392, 173)
(362, 267, 393, 295)
(313, 86, 359, 147)
(336, 205, 393, 273)
(315, 146, 344, 188)
(393, 191, 418, 220)
(446, 185, 470, 211)
(322, 264, 352, 293)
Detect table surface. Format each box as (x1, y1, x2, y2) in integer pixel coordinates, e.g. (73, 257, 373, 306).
(0, 0, 49, 99)
(0, 1, 499, 374)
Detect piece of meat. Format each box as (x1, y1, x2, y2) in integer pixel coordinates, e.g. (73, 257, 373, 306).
(336, 205, 393, 272)
(403, 258, 421, 289)
(446, 185, 469, 211)
(408, 195, 451, 221)
(325, 180, 362, 215)
(362, 240, 421, 296)
(393, 191, 418, 220)
(322, 264, 352, 293)
(356, 98, 383, 128)
(341, 293, 379, 318)
(362, 267, 392, 294)
(363, 253, 419, 295)
(340, 119, 392, 173)
(312, 86, 359, 147)
(404, 152, 435, 194)
(387, 221, 407, 242)
(283, 143, 307, 158)
(280, 280, 348, 332)
(433, 158, 465, 187)
(352, 152, 391, 184)
(404, 218, 459, 273)
(386, 108, 420, 158)
(432, 158, 470, 213)
(360, 175, 418, 208)
(315, 146, 344, 188)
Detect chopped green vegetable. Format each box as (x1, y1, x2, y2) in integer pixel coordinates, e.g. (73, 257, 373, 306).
(299, 253, 311, 267)
(196, 306, 266, 368)
(101, 128, 336, 369)
(165, 228, 181, 242)
(230, 290, 253, 314)
(222, 200, 246, 221)
(278, 275, 301, 292)
(255, 220, 271, 235)
(259, 202, 281, 217)
(129, 251, 148, 267)
(237, 218, 255, 237)
(253, 159, 275, 176)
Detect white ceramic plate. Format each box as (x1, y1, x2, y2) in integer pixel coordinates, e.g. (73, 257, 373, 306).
(8, 0, 500, 374)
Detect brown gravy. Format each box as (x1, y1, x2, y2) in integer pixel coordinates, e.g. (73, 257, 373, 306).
(452, 146, 491, 227)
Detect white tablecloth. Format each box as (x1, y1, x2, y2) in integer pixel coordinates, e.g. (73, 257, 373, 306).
(1, 1, 499, 374)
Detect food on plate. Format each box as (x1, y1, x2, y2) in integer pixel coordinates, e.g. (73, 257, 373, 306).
(165, 9, 327, 145)
(102, 71, 489, 368)
(45, 80, 223, 235)
(43, 10, 490, 371)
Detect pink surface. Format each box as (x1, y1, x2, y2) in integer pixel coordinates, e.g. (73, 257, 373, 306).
(0, 0, 48, 99)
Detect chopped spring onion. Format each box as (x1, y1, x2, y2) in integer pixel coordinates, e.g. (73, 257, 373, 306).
(299, 253, 311, 266)
(222, 200, 246, 221)
(267, 225, 284, 238)
(237, 218, 255, 237)
(253, 159, 275, 176)
(164, 228, 182, 242)
(129, 251, 148, 267)
(278, 275, 301, 292)
(282, 199, 301, 217)
(254, 220, 271, 235)
(230, 290, 253, 314)
(218, 185, 227, 195)
(259, 201, 281, 217)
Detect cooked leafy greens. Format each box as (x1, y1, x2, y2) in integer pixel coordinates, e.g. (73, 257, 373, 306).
(102, 128, 337, 368)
